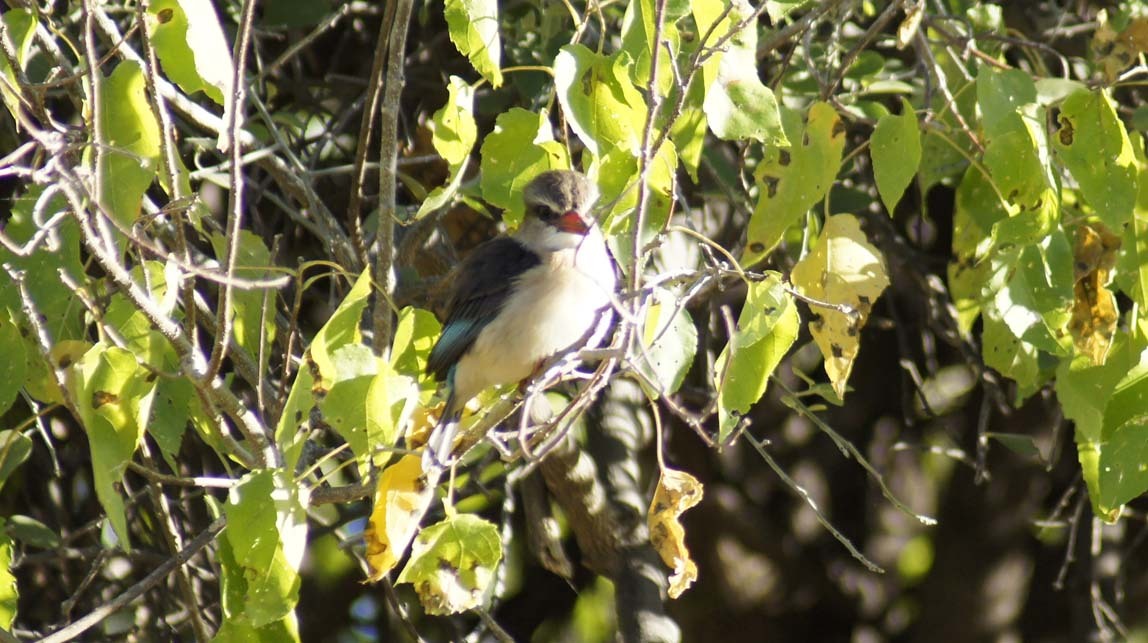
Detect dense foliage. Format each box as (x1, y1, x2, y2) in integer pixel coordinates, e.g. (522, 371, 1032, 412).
(1, 0, 1148, 641)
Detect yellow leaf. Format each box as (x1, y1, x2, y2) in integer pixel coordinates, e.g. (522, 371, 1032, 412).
(364, 455, 435, 581)
(791, 214, 890, 398)
(647, 467, 704, 599)
(1069, 223, 1121, 365)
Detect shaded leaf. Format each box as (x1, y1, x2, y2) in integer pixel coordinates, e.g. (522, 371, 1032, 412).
(0, 431, 32, 494)
(0, 9, 35, 121)
(870, 97, 921, 214)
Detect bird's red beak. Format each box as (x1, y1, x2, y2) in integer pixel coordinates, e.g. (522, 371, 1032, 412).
(556, 211, 590, 235)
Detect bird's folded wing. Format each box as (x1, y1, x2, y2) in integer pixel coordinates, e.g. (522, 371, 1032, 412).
(426, 237, 541, 381)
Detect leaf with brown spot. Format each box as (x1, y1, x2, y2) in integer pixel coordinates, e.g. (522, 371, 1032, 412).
(397, 512, 502, 615)
(364, 455, 437, 581)
(791, 214, 891, 398)
(647, 466, 704, 599)
(1069, 223, 1121, 365)
(743, 102, 846, 265)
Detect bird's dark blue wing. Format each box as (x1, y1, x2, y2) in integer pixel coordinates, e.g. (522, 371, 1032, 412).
(426, 237, 541, 382)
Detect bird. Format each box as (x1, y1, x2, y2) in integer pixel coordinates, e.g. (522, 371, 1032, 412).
(422, 169, 617, 471)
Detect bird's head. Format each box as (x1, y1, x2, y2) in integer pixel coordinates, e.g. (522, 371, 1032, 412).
(517, 170, 598, 252)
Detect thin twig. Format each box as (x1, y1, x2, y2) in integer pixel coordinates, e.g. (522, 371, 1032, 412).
(39, 517, 227, 643)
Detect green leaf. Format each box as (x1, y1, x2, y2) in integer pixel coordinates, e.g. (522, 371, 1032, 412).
(981, 312, 1047, 403)
(73, 344, 157, 548)
(146, 0, 233, 104)
(694, 0, 786, 145)
(991, 230, 1074, 356)
(976, 67, 1037, 139)
(223, 470, 304, 627)
(276, 268, 372, 470)
(554, 45, 646, 157)
(1052, 90, 1138, 230)
(479, 108, 569, 228)
(0, 313, 26, 416)
(430, 76, 477, 168)
(1057, 335, 1148, 519)
(947, 167, 1010, 333)
(870, 97, 921, 214)
(98, 60, 162, 229)
(397, 513, 503, 615)
(0, 8, 35, 121)
(318, 344, 378, 470)
(444, 0, 502, 87)
(0, 431, 32, 494)
(307, 269, 372, 391)
(216, 502, 302, 642)
(1115, 137, 1148, 308)
(715, 273, 799, 441)
(210, 231, 277, 355)
(742, 102, 846, 265)
(4, 515, 59, 549)
(0, 524, 14, 629)
(0, 185, 87, 342)
(636, 288, 698, 398)
(424, 81, 477, 219)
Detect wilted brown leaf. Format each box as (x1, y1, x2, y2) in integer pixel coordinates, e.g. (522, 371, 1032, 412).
(1069, 223, 1121, 365)
(648, 467, 704, 599)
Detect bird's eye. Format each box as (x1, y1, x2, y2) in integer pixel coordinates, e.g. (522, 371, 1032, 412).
(533, 204, 555, 220)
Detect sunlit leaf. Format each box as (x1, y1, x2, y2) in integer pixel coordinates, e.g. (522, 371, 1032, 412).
(637, 288, 698, 398)
(695, 0, 786, 145)
(743, 103, 845, 265)
(0, 314, 26, 416)
(276, 269, 372, 469)
(365, 455, 436, 580)
(991, 230, 1074, 357)
(98, 60, 161, 229)
(647, 466, 704, 599)
(982, 311, 1045, 402)
(0, 9, 35, 121)
(0, 524, 14, 629)
(146, 0, 233, 104)
(397, 512, 502, 615)
(223, 470, 305, 627)
(479, 108, 569, 228)
(714, 273, 798, 441)
(444, 0, 502, 87)
(870, 97, 921, 214)
(554, 45, 646, 157)
(1053, 91, 1137, 230)
(790, 215, 890, 398)
(72, 344, 157, 548)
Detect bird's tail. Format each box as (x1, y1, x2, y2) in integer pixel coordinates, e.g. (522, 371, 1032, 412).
(422, 389, 461, 473)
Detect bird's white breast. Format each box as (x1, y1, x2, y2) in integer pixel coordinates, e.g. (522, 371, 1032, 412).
(452, 229, 615, 402)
